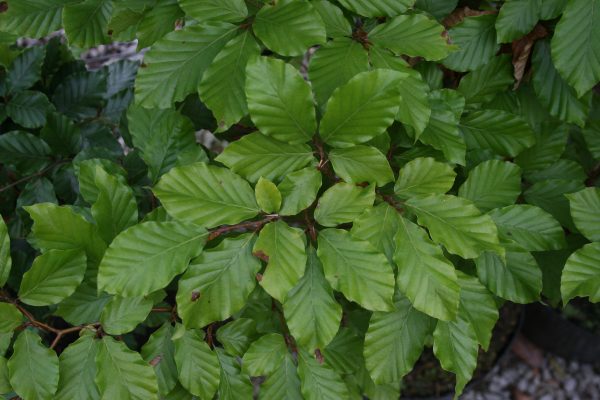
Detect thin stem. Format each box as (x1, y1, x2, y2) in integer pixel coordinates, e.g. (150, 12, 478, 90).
(208, 215, 279, 241)
(0, 160, 70, 193)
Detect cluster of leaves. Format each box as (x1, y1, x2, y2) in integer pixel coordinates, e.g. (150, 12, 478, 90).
(0, 0, 599, 399)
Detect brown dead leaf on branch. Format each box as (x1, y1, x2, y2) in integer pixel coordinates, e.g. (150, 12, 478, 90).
(443, 7, 497, 29)
(512, 24, 548, 89)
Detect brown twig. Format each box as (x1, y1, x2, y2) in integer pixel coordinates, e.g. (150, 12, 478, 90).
(0, 160, 70, 193)
(208, 215, 279, 241)
(379, 193, 404, 214)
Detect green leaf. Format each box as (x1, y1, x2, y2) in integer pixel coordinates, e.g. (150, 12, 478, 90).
(179, 0, 247, 22)
(566, 187, 600, 242)
(91, 166, 138, 243)
(242, 333, 287, 376)
(284, 247, 342, 352)
(476, 247, 542, 303)
(135, 0, 185, 49)
(314, 183, 375, 227)
(329, 146, 393, 186)
(322, 328, 362, 374)
(216, 132, 315, 184)
(255, 177, 282, 213)
(76, 159, 128, 204)
(351, 203, 401, 265)
(215, 318, 257, 357)
(533, 40, 589, 126)
(364, 295, 434, 384)
(216, 349, 253, 400)
(415, 0, 458, 20)
(456, 272, 499, 350)
(458, 160, 521, 212)
(515, 123, 569, 172)
(0, 131, 51, 172)
(524, 179, 584, 229)
(561, 243, 600, 303)
(141, 323, 178, 396)
(311, 0, 351, 37)
(526, 159, 586, 183)
(55, 276, 111, 325)
(458, 55, 514, 105)
(297, 349, 350, 400)
(98, 221, 207, 297)
(337, 0, 414, 17)
(52, 71, 107, 120)
(25, 203, 106, 265)
(319, 70, 402, 148)
(6, 46, 45, 94)
(127, 106, 198, 181)
(495, 0, 540, 43)
(153, 162, 259, 228)
(308, 37, 369, 106)
(40, 113, 81, 156)
(199, 32, 260, 131)
(0, 0, 68, 38)
(0, 357, 10, 396)
(261, 353, 303, 399)
(442, 15, 499, 72)
(56, 334, 100, 400)
(394, 217, 460, 320)
(6, 91, 52, 129)
(278, 167, 322, 216)
(96, 336, 159, 399)
(317, 228, 395, 311)
(245, 56, 317, 143)
(177, 234, 260, 328)
(489, 205, 566, 251)
(369, 14, 453, 61)
(406, 194, 502, 259)
(18, 249, 86, 307)
(0, 217, 9, 286)
(63, 0, 112, 48)
(254, 221, 306, 302)
(0, 303, 22, 333)
(253, 0, 326, 57)
(551, 0, 600, 97)
(135, 22, 237, 108)
(172, 327, 220, 399)
(100, 295, 153, 335)
(433, 316, 478, 397)
(460, 109, 536, 157)
(8, 330, 59, 400)
(394, 157, 456, 200)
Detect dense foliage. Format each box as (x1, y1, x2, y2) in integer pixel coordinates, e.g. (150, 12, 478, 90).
(0, 0, 599, 399)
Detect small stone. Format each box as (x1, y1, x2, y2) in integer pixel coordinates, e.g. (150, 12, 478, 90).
(564, 378, 577, 392)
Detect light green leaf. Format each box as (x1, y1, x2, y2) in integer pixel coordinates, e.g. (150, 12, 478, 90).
(0, 0, 68, 38)
(177, 234, 260, 328)
(308, 37, 369, 106)
(460, 109, 536, 157)
(255, 178, 282, 214)
(443, 14, 498, 72)
(284, 247, 342, 352)
(98, 221, 207, 297)
(351, 203, 401, 265)
(369, 14, 453, 61)
(179, 0, 247, 22)
(476, 247, 542, 303)
(6, 46, 45, 94)
(329, 146, 393, 186)
(0, 218, 11, 287)
(394, 157, 456, 200)
(100, 295, 153, 335)
(406, 194, 502, 259)
(433, 316, 478, 397)
(63, 0, 112, 48)
(96, 336, 159, 400)
(19, 249, 86, 307)
(337, 0, 414, 17)
(254, 221, 306, 302)
(311, 0, 351, 37)
(314, 183, 375, 227)
(0, 356, 10, 393)
(253, 0, 326, 56)
(55, 275, 111, 325)
(297, 349, 350, 400)
(319, 69, 402, 148)
(261, 353, 303, 400)
(8, 330, 59, 400)
(364, 295, 435, 384)
(199, 32, 260, 131)
(134, 0, 185, 49)
(0, 130, 51, 172)
(153, 162, 259, 228)
(56, 334, 100, 400)
(495, 0, 540, 43)
(278, 167, 322, 216)
(567, 187, 600, 242)
(394, 217, 460, 321)
(456, 272, 499, 350)
(216, 349, 253, 400)
(242, 333, 287, 376)
(215, 318, 257, 357)
(0, 303, 22, 333)
(551, 0, 600, 97)
(458, 160, 521, 212)
(216, 132, 315, 184)
(533, 40, 589, 126)
(173, 327, 220, 399)
(6, 91, 52, 129)
(561, 243, 600, 303)
(135, 22, 237, 108)
(317, 228, 395, 311)
(458, 55, 514, 105)
(141, 323, 178, 396)
(246, 56, 316, 143)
